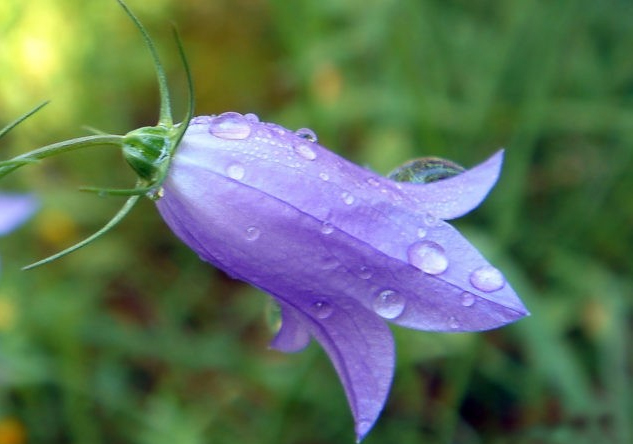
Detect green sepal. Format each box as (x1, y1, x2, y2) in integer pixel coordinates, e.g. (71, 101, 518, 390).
(122, 125, 174, 182)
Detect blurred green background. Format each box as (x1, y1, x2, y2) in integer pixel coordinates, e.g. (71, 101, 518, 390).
(0, 0, 631, 443)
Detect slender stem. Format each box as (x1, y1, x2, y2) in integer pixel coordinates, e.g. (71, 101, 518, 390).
(23, 194, 141, 270)
(0, 134, 123, 179)
(116, 0, 173, 126)
(0, 101, 49, 139)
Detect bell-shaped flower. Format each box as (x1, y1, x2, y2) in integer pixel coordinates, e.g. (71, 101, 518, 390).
(155, 113, 529, 440)
(0, 3, 528, 440)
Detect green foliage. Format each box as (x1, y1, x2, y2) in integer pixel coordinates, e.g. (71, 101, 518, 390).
(1, 0, 631, 443)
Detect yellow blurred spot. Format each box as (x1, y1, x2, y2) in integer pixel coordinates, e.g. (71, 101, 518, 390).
(581, 298, 610, 337)
(19, 36, 58, 80)
(311, 62, 343, 106)
(0, 297, 17, 331)
(35, 209, 78, 248)
(0, 418, 26, 444)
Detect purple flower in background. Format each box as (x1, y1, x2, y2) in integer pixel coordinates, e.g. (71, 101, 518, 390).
(156, 113, 529, 440)
(0, 193, 38, 271)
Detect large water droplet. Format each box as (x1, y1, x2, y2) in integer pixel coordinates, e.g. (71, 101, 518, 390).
(226, 162, 245, 180)
(245, 226, 260, 241)
(321, 221, 334, 234)
(209, 112, 252, 139)
(294, 143, 317, 160)
(372, 290, 405, 319)
(470, 265, 505, 292)
(407, 241, 448, 275)
(460, 292, 476, 307)
(341, 192, 355, 205)
(295, 127, 318, 142)
(387, 157, 465, 183)
(311, 301, 333, 319)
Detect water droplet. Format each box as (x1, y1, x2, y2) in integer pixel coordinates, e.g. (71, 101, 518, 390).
(341, 191, 355, 205)
(311, 301, 333, 319)
(372, 290, 405, 319)
(244, 112, 260, 122)
(321, 221, 334, 234)
(387, 157, 465, 183)
(460, 292, 476, 307)
(423, 213, 439, 227)
(470, 265, 505, 292)
(226, 162, 246, 180)
(245, 226, 260, 241)
(319, 172, 330, 181)
(407, 241, 448, 275)
(209, 112, 252, 139)
(416, 227, 427, 238)
(146, 187, 164, 201)
(366, 177, 380, 187)
(448, 316, 460, 329)
(294, 143, 317, 160)
(357, 266, 372, 280)
(295, 127, 317, 142)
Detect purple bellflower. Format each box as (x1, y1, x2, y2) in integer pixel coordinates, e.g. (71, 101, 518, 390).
(0, 2, 528, 440)
(156, 114, 528, 440)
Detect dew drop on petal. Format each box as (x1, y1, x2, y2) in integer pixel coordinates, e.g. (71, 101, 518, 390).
(470, 265, 505, 292)
(321, 221, 334, 234)
(407, 241, 448, 275)
(226, 162, 246, 180)
(423, 213, 439, 227)
(319, 172, 329, 181)
(416, 227, 427, 238)
(372, 290, 405, 319)
(311, 300, 333, 319)
(341, 191, 355, 205)
(245, 226, 260, 241)
(366, 177, 381, 187)
(209, 112, 252, 139)
(357, 266, 372, 280)
(244, 112, 260, 123)
(460, 292, 476, 307)
(449, 316, 460, 329)
(294, 143, 317, 160)
(295, 127, 317, 142)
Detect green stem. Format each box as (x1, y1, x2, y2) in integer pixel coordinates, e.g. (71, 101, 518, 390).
(23, 194, 141, 270)
(0, 134, 123, 179)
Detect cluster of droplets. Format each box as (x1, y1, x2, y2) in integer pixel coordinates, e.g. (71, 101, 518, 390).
(206, 112, 507, 328)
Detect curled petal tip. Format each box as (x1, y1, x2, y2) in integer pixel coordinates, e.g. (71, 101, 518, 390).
(396, 149, 505, 220)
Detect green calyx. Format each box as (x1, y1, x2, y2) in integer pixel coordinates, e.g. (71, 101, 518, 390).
(122, 125, 176, 183)
(0, 0, 194, 269)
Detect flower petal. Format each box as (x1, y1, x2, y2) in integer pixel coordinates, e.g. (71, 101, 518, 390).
(269, 304, 311, 353)
(394, 150, 505, 219)
(272, 297, 394, 442)
(0, 193, 38, 236)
